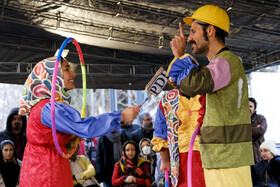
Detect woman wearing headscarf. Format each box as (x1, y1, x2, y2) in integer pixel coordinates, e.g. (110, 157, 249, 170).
(0, 140, 21, 187)
(111, 140, 152, 187)
(139, 138, 156, 182)
(19, 57, 139, 187)
(95, 129, 129, 187)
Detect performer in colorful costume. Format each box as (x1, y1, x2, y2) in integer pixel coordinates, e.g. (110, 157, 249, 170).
(152, 89, 206, 187)
(169, 5, 254, 187)
(19, 57, 139, 187)
(151, 56, 206, 186)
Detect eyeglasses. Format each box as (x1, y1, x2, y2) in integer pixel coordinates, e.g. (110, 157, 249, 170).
(144, 118, 152, 121)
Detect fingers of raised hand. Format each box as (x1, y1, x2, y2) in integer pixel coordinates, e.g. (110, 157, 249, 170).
(179, 22, 185, 38)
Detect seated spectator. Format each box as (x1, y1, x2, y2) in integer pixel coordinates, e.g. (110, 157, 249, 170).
(70, 146, 98, 187)
(95, 130, 129, 187)
(0, 140, 21, 187)
(112, 140, 152, 187)
(139, 138, 156, 181)
(252, 140, 280, 186)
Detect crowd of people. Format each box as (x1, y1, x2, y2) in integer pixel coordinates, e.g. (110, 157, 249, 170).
(0, 4, 280, 187)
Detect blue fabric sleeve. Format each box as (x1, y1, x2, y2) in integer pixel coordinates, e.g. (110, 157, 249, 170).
(41, 102, 122, 138)
(168, 55, 198, 85)
(153, 106, 167, 140)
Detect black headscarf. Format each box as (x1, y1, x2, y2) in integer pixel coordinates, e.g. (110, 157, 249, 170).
(0, 140, 20, 187)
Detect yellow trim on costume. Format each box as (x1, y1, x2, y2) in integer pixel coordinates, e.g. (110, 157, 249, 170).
(166, 54, 191, 76)
(177, 95, 201, 152)
(151, 137, 168, 152)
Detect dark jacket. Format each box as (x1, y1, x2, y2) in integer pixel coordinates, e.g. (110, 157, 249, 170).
(0, 108, 27, 161)
(251, 112, 267, 163)
(252, 156, 280, 187)
(121, 124, 141, 139)
(95, 132, 129, 183)
(130, 128, 153, 145)
(0, 144, 21, 187)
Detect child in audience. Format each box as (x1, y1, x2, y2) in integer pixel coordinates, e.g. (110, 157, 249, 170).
(112, 140, 152, 187)
(252, 140, 280, 186)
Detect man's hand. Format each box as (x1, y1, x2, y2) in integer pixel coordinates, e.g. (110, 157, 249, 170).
(160, 159, 171, 174)
(160, 148, 170, 174)
(121, 106, 140, 125)
(170, 22, 186, 58)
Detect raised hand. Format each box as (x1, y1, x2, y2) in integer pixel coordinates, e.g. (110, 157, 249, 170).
(170, 22, 186, 58)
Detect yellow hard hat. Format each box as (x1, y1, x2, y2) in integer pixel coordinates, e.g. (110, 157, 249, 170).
(183, 5, 230, 35)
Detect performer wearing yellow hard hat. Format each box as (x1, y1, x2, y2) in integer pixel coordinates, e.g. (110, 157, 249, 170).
(167, 5, 254, 187)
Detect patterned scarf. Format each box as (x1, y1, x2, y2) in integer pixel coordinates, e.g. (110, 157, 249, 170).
(121, 156, 136, 175)
(120, 156, 151, 186)
(19, 57, 71, 115)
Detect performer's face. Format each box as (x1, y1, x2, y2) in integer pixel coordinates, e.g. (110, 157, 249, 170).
(125, 143, 136, 160)
(2, 143, 14, 161)
(62, 59, 76, 91)
(187, 22, 209, 55)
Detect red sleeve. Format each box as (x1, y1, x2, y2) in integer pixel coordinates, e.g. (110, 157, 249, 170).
(112, 162, 126, 187)
(135, 163, 152, 186)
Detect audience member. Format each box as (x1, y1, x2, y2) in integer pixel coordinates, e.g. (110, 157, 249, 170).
(249, 97, 268, 163)
(95, 130, 129, 187)
(77, 139, 86, 156)
(85, 138, 98, 168)
(121, 122, 140, 139)
(139, 138, 157, 182)
(0, 107, 27, 161)
(252, 140, 280, 186)
(18, 57, 139, 186)
(0, 140, 21, 187)
(70, 145, 98, 187)
(112, 140, 152, 187)
(130, 113, 153, 145)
